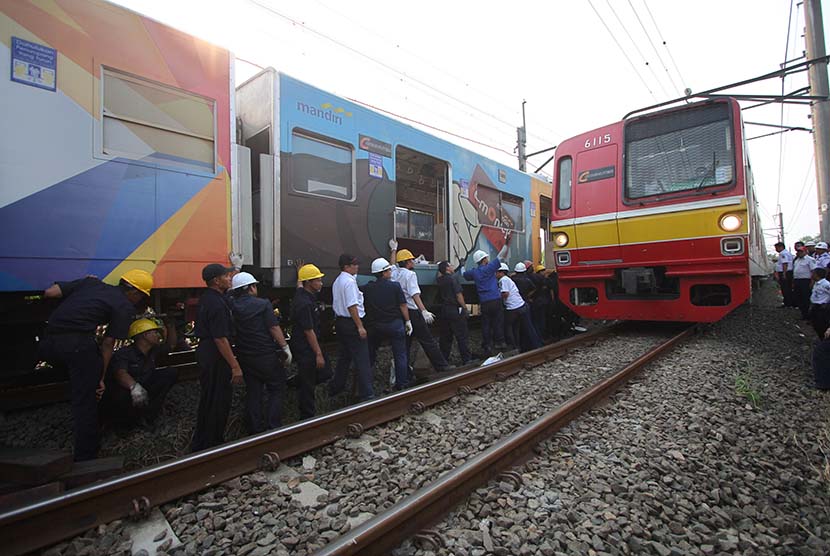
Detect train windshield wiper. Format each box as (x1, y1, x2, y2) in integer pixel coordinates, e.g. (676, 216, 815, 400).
(696, 151, 717, 190)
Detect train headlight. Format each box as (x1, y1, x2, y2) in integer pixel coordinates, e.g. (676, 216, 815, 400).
(553, 232, 569, 248)
(719, 214, 742, 232)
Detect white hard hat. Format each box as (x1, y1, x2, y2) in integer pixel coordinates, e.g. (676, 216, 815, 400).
(231, 271, 258, 290)
(371, 257, 393, 274)
(817, 242, 829, 250)
(514, 262, 527, 273)
(806, 241, 816, 247)
(498, 263, 510, 272)
(473, 250, 489, 264)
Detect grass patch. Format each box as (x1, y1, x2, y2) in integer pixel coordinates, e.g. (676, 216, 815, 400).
(735, 369, 763, 408)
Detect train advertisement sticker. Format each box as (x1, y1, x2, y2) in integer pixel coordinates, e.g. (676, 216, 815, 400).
(459, 178, 470, 199)
(577, 165, 615, 184)
(11, 37, 56, 92)
(368, 153, 383, 178)
(359, 134, 392, 157)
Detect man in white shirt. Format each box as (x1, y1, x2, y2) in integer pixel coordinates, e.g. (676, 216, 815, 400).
(792, 247, 817, 319)
(774, 241, 795, 308)
(815, 242, 830, 269)
(329, 254, 374, 401)
(389, 241, 453, 375)
(496, 263, 541, 353)
(810, 267, 830, 339)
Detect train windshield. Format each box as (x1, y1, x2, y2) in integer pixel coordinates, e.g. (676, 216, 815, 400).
(624, 103, 734, 199)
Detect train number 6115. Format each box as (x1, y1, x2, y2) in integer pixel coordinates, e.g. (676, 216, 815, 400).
(584, 134, 612, 149)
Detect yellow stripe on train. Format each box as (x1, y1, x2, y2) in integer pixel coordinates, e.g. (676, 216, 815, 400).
(553, 199, 748, 249)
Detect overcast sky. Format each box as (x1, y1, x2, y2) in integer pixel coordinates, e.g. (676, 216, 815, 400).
(115, 0, 829, 250)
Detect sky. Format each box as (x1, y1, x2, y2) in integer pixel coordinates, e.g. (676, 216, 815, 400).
(114, 0, 829, 251)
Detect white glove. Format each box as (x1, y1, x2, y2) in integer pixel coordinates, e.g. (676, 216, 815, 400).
(458, 307, 463, 315)
(280, 344, 293, 365)
(421, 310, 435, 325)
(404, 320, 413, 336)
(130, 383, 149, 407)
(229, 251, 244, 270)
(388, 238, 398, 250)
(497, 242, 509, 261)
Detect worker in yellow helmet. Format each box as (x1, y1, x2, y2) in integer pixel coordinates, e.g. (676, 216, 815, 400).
(38, 268, 154, 460)
(100, 317, 178, 434)
(389, 239, 453, 378)
(291, 262, 330, 418)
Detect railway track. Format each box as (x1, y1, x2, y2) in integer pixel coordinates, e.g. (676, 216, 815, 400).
(0, 323, 618, 556)
(315, 325, 694, 555)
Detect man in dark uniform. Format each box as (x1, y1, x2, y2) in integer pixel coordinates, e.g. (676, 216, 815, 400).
(39, 269, 153, 460)
(512, 262, 535, 302)
(436, 261, 473, 365)
(529, 264, 550, 340)
(363, 257, 413, 390)
(290, 263, 328, 419)
(229, 272, 292, 434)
(191, 263, 241, 452)
(100, 317, 178, 433)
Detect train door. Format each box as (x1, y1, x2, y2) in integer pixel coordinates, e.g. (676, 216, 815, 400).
(395, 146, 449, 262)
(572, 143, 621, 264)
(539, 194, 552, 266)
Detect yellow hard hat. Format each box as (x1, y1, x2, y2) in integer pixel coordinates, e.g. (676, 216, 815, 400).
(396, 249, 415, 263)
(129, 318, 162, 338)
(121, 269, 153, 296)
(298, 264, 324, 281)
(535, 264, 546, 272)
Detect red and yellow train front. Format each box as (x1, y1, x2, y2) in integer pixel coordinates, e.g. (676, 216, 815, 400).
(550, 99, 750, 322)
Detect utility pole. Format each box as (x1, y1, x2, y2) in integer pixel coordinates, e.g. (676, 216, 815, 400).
(805, 0, 830, 239)
(777, 205, 785, 244)
(517, 100, 527, 171)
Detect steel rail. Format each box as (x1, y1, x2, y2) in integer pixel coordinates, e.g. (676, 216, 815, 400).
(314, 325, 695, 556)
(0, 324, 619, 556)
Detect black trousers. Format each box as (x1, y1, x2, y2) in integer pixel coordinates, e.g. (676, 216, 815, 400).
(407, 308, 449, 372)
(330, 318, 374, 401)
(531, 300, 548, 339)
(438, 306, 472, 363)
(296, 359, 318, 420)
(39, 333, 101, 461)
(101, 367, 178, 430)
(779, 271, 796, 306)
(479, 299, 505, 353)
(811, 303, 830, 339)
(794, 278, 812, 319)
(239, 352, 284, 434)
(505, 304, 542, 353)
(191, 347, 233, 452)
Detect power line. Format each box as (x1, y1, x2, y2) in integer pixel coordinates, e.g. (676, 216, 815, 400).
(587, 0, 657, 100)
(776, 0, 796, 208)
(627, 0, 682, 96)
(792, 152, 817, 224)
(310, 0, 561, 144)
(246, 0, 557, 148)
(642, 0, 687, 92)
(605, 0, 669, 97)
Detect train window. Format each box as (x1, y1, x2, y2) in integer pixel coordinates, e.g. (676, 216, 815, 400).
(290, 130, 355, 200)
(396, 207, 434, 240)
(625, 103, 734, 199)
(101, 68, 216, 173)
(557, 157, 572, 210)
(474, 184, 524, 231)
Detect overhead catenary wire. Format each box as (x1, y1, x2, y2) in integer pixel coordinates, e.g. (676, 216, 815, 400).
(776, 0, 796, 208)
(604, 0, 670, 97)
(246, 0, 558, 150)
(625, 0, 682, 97)
(792, 152, 817, 225)
(642, 0, 688, 92)
(240, 4, 525, 160)
(587, 0, 658, 101)
(309, 0, 561, 144)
